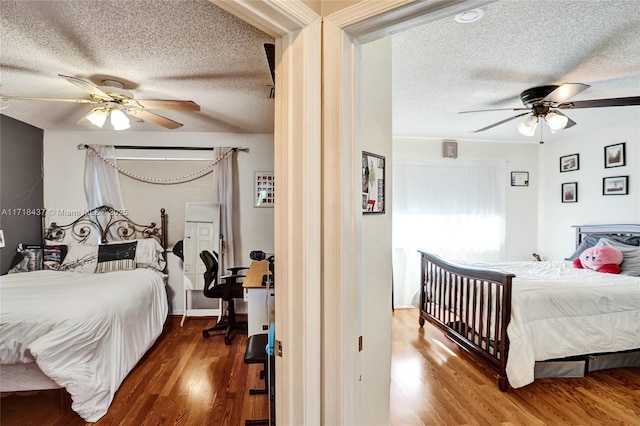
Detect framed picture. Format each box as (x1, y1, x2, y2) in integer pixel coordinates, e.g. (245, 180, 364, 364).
(362, 151, 385, 214)
(443, 141, 458, 159)
(603, 175, 628, 195)
(510, 171, 529, 186)
(559, 153, 579, 172)
(561, 182, 578, 203)
(255, 172, 275, 207)
(604, 143, 625, 168)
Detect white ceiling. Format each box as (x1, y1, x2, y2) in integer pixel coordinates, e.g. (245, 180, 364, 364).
(392, 0, 640, 143)
(1, 0, 639, 141)
(0, 0, 275, 133)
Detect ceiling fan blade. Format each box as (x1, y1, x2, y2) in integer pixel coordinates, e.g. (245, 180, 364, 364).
(125, 109, 183, 129)
(541, 83, 590, 104)
(552, 110, 577, 129)
(459, 107, 529, 114)
(264, 43, 275, 84)
(0, 95, 95, 104)
(131, 99, 200, 111)
(472, 112, 531, 133)
(558, 96, 640, 109)
(58, 74, 114, 101)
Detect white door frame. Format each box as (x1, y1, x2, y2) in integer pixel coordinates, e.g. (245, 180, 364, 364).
(213, 0, 492, 424)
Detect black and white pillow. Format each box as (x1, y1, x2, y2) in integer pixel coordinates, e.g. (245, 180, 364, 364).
(59, 244, 99, 273)
(95, 241, 137, 273)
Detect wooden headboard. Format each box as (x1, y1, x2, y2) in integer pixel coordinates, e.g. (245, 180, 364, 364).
(573, 224, 640, 248)
(44, 205, 168, 249)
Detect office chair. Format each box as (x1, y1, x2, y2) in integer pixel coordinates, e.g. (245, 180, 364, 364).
(200, 250, 249, 345)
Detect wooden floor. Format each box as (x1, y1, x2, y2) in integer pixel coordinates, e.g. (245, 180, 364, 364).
(2, 310, 639, 425)
(0, 316, 270, 426)
(390, 308, 640, 426)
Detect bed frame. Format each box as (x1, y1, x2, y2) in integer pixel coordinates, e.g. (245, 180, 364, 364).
(418, 224, 640, 391)
(1, 205, 168, 399)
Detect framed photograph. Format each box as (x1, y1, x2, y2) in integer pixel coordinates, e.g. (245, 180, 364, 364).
(559, 153, 579, 172)
(362, 151, 385, 214)
(604, 143, 626, 168)
(561, 182, 578, 203)
(255, 172, 275, 207)
(603, 175, 628, 195)
(0, 229, 4, 248)
(510, 171, 529, 186)
(443, 141, 458, 159)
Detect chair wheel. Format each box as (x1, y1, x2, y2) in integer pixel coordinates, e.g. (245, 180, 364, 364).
(203, 331, 210, 338)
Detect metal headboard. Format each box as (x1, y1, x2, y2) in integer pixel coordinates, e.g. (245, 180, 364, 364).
(573, 224, 640, 248)
(44, 205, 168, 248)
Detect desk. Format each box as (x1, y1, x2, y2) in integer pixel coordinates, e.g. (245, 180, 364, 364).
(243, 260, 274, 336)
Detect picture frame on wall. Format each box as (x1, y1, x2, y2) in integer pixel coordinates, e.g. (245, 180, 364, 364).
(559, 153, 579, 172)
(362, 151, 385, 214)
(510, 171, 529, 186)
(255, 172, 275, 207)
(603, 175, 628, 195)
(561, 182, 578, 203)
(604, 143, 626, 168)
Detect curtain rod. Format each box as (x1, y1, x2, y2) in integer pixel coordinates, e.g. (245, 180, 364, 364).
(77, 144, 249, 153)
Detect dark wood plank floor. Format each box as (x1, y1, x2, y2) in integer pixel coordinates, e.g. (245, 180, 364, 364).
(390, 308, 640, 426)
(0, 316, 269, 426)
(3, 310, 639, 425)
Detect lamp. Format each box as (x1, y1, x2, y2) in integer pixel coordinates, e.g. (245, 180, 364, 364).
(545, 111, 569, 132)
(85, 102, 130, 130)
(517, 115, 538, 136)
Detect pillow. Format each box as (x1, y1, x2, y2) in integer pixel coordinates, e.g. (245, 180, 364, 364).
(595, 238, 640, 276)
(7, 244, 43, 273)
(59, 244, 99, 273)
(565, 235, 600, 261)
(108, 238, 166, 271)
(43, 245, 68, 270)
(95, 241, 137, 273)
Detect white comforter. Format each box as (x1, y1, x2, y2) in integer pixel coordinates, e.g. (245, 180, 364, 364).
(0, 269, 168, 422)
(472, 261, 640, 388)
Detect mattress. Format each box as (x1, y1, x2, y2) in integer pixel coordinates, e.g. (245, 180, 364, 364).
(471, 260, 640, 388)
(0, 269, 168, 421)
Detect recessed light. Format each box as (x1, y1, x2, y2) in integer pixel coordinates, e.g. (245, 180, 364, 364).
(455, 8, 484, 24)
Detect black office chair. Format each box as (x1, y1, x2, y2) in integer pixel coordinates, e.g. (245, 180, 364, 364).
(200, 250, 249, 345)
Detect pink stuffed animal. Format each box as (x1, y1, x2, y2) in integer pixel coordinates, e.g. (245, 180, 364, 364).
(573, 246, 623, 274)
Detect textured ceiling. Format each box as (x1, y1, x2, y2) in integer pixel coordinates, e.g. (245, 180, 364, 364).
(392, 0, 640, 143)
(1, 0, 639, 140)
(0, 0, 275, 133)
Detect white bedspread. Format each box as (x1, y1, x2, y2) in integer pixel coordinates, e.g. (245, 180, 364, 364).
(472, 261, 640, 388)
(0, 269, 168, 422)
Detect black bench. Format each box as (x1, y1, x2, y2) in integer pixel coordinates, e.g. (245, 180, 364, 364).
(244, 333, 268, 395)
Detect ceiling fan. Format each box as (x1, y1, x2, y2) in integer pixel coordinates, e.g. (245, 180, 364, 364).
(264, 43, 275, 99)
(459, 83, 640, 139)
(1, 74, 200, 130)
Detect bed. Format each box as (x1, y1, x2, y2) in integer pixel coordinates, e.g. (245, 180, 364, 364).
(418, 224, 640, 391)
(0, 206, 169, 422)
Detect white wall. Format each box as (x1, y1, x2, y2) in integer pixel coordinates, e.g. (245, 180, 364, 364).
(393, 137, 540, 261)
(360, 36, 392, 426)
(43, 130, 274, 314)
(538, 118, 639, 260)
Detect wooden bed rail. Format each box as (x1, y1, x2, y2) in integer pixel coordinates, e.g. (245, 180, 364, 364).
(418, 251, 515, 391)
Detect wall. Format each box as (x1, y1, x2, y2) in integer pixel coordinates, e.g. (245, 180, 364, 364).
(42, 131, 274, 313)
(360, 36, 393, 426)
(0, 115, 44, 274)
(538, 118, 639, 260)
(393, 137, 540, 261)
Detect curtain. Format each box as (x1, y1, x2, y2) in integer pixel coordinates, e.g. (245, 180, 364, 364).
(212, 147, 235, 272)
(392, 158, 506, 308)
(84, 145, 125, 210)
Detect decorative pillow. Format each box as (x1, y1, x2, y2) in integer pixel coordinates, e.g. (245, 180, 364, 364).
(59, 244, 99, 273)
(95, 241, 137, 273)
(43, 245, 68, 270)
(108, 238, 166, 271)
(595, 238, 640, 276)
(566, 234, 640, 261)
(7, 244, 43, 274)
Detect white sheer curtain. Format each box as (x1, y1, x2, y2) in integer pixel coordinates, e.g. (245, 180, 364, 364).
(212, 147, 235, 272)
(392, 158, 506, 308)
(84, 145, 125, 210)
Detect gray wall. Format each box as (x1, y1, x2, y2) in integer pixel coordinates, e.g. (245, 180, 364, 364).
(0, 115, 44, 274)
